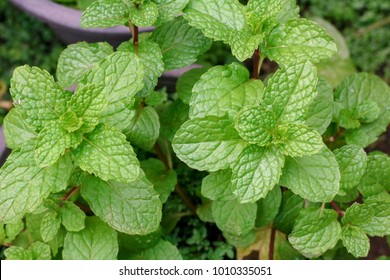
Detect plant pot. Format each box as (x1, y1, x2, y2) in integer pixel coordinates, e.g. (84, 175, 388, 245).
(9, 0, 153, 47)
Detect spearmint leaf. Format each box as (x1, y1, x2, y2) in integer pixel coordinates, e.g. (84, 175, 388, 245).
(212, 199, 257, 236)
(234, 106, 276, 146)
(289, 208, 341, 258)
(61, 202, 86, 232)
(34, 121, 81, 167)
(184, 0, 246, 43)
(3, 108, 37, 149)
(0, 150, 73, 223)
(231, 145, 285, 203)
(223, 230, 257, 248)
(40, 211, 61, 242)
(255, 185, 282, 228)
(5, 219, 24, 241)
(201, 169, 235, 201)
(341, 225, 370, 258)
(83, 52, 144, 131)
(280, 148, 340, 202)
(190, 63, 264, 119)
(176, 67, 209, 104)
(30, 241, 51, 260)
(150, 17, 212, 71)
(70, 84, 107, 133)
(172, 116, 247, 172)
(10, 66, 72, 129)
(56, 42, 113, 87)
(275, 123, 324, 157)
(80, 0, 129, 28)
(342, 203, 374, 226)
(159, 99, 189, 141)
(4, 246, 32, 260)
(357, 154, 390, 197)
(129, 1, 158, 27)
(118, 230, 161, 252)
(304, 78, 334, 134)
(333, 145, 367, 196)
(117, 40, 164, 97)
(81, 175, 162, 235)
(140, 159, 177, 203)
(124, 106, 160, 151)
(197, 201, 214, 223)
(229, 29, 263, 62)
(63, 216, 118, 260)
(262, 18, 337, 66)
(59, 111, 83, 133)
(128, 239, 182, 260)
(152, 0, 189, 26)
(262, 61, 317, 123)
(357, 201, 390, 236)
(72, 124, 140, 183)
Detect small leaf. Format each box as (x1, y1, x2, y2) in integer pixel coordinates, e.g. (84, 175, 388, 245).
(80, 0, 129, 28)
(231, 145, 285, 203)
(129, 1, 158, 27)
(73, 124, 141, 184)
(280, 148, 340, 202)
(59, 111, 83, 133)
(5, 219, 24, 241)
(190, 63, 264, 119)
(81, 175, 162, 235)
(127, 239, 182, 260)
(172, 116, 247, 172)
(341, 225, 370, 258)
(201, 169, 235, 201)
(357, 201, 390, 236)
(255, 186, 282, 228)
(4, 246, 32, 260)
(61, 202, 86, 232)
(30, 241, 51, 260)
(150, 17, 212, 71)
(229, 29, 263, 62)
(40, 211, 61, 242)
(56, 42, 113, 87)
(152, 0, 189, 26)
(289, 208, 341, 258)
(342, 203, 374, 226)
(212, 199, 257, 236)
(63, 216, 118, 260)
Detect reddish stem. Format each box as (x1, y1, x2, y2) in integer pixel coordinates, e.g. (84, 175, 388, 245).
(252, 49, 260, 79)
(330, 201, 344, 217)
(59, 186, 80, 207)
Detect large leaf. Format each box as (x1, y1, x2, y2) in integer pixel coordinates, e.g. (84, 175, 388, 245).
(280, 148, 340, 202)
(176, 67, 209, 104)
(3, 108, 37, 149)
(72, 124, 140, 183)
(127, 239, 182, 260)
(172, 116, 247, 172)
(255, 186, 282, 228)
(190, 63, 264, 119)
(231, 145, 285, 203)
(81, 175, 161, 235)
(150, 17, 212, 71)
(274, 191, 305, 233)
(63, 216, 118, 260)
(80, 0, 129, 28)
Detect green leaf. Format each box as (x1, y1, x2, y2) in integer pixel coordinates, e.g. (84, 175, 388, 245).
(34, 121, 81, 167)
(140, 159, 177, 203)
(81, 175, 162, 235)
(73, 124, 140, 183)
(231, 145, 285, 203)
(40, 211, 61, 242)
(262, 61, 318, 123)
(201, 169, 235, 201)
(212, 199, 257, 236)
(124, 106, 160, 151)
(61, 202, 86, 232)
(280, 148, 340, 202)
(304, 78, 334, 134)
(63, 216, 118, 260)
(80, 0, 129, 28)
(262, 18, 337, 66)
(223, 230, 257, 248)
(127, 239, 182, 260)
(289, 208, 341, 258)
(184, 0, 246, 43)
(341, 225, 370, 258)
(10, 66, 72, 129)
(30, 241, 51, 260)
(234, 106, 276, 146)
(129, 1, 158, 27)
(255, 186, 282, 228)
(317, 57, 356, 88)
(229, 29, 263, 62)
(0, 150, 73, 223)
(196, 201, 214, 223)
(159, 99, 189, 141)
(83, 51, 144, 131)
(342, 203, 374, 226)
(150, 17, 212, 71)
(176, 67, 209, 104)
(357, 154, 390, 197)
(357, 201, 390, 236)
(275, 123, 324, 157)
(152, 0, 189, 26)
(190, 63, 264, 119)
(3, 108, 37, 150)
(117, 40, 164, 97)
(5, 219, 24, 241)
(56, 42, 113, 87)
(333, 145, 367, 196)
(118, 230, 161, 252)
(4, 246, 32, 260)
(59, 111, 83, 133)
(70, 84, 107, 133)
(172, 116, 247, 172)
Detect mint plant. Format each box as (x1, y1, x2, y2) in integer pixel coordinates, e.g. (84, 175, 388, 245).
(1, 0, 390, 260)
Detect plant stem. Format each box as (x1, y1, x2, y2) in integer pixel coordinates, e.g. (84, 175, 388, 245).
(128, 21, 139, 54)
(175, 184, 197, 214)
(269, 226, 276, 260)
(59, 186, 80, 207)
(252, 49, 260, 79)
(330, 201, 344, 217)
(357, 16, 390, 37)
